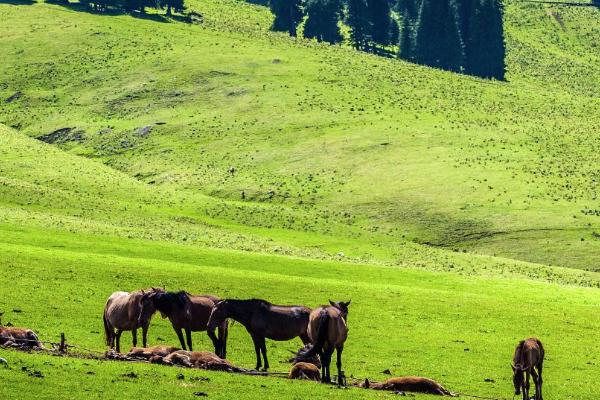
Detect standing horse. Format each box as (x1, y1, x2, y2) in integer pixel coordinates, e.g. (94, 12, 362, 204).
(103, 288, 159, 353)
(512, 338, 544, 400)
(207, 299, 311, 371)
(138, 291, 228, 357)
(295, 300, 350, 385)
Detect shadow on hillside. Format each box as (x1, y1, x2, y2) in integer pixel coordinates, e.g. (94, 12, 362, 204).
(0, 0, 36, 5)
(52, 2, 169, 23)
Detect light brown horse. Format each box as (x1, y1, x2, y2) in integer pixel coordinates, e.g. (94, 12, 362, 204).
(360, 377, 455, 396)
(151, 350, 244, 372)
(103, 288, 160, 353)
(126, 345, 180, 359)
(512, 338, 544, 400)
(138, 291, 228, 357)
(295, 300, 350, 385)
(289, 362, 321, 381)
(0, 312, 42, 349)
(207, 299, 311, 371)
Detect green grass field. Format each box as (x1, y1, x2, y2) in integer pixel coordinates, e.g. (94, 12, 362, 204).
(1, 0, 600, 398)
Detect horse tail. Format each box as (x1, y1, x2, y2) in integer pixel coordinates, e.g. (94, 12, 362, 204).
(296, 310, 329, 361)
(103, 310, 113, 347)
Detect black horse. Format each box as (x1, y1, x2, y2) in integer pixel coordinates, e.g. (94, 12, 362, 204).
(207, 299, 311, 370)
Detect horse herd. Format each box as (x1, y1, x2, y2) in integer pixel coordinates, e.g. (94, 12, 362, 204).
(103, 288, 350, 385)
(101, 287, 545, 399)
(0, 289, 545, 398)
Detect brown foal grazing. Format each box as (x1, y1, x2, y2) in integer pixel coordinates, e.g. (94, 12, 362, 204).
(207, 299, 311, 371)
(138, 291, 228, 357)
(360, 377, 455, 396)
(295, 300, 350, 385)
(512, 338, 544, 400)
(103, 288, 160, 353)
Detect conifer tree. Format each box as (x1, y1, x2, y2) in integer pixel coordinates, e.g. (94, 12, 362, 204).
(463, 0, 506, 79)
(269, 0, 304, 36)
(303, 0, 343, 44)
(367, 0, 392, 45)
(414, 0, 464, 72)
(347, 0, 372, 50)
(397, 0, 419, 61)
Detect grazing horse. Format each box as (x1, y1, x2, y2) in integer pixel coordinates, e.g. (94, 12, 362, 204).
(207, 299, 311, 371)
(512, 338, 544, 400)
(138, 291, 228, 357)
(360, 377, 455, 396)
(295, 300, 350, 385)
(103, 288, 160, 353)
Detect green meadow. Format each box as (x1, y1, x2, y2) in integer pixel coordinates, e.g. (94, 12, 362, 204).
(1, 0, 599, 398)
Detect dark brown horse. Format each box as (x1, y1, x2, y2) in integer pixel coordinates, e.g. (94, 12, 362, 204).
(103, 288, 160, 352)
(207, 299, 311, 371)
(512, 338, 544, 400)
(138, 291, 228, 357)
(294, 300, 350, 385)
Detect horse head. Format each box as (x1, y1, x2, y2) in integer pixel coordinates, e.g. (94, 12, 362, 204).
(329, 300, 351, 317)
(511, 363, 524, 395)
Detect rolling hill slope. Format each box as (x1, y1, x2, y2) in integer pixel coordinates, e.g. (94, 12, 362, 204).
(2, 0, 600, 271)
(1, 1, 600, 399)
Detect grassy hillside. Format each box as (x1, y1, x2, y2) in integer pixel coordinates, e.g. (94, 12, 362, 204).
(1, 0, 600, 399)
(2, 0, 600, 271)
(2, 224, 600, 399)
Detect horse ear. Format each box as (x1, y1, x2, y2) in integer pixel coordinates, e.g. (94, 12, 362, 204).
(329, 299, 336, 307)
(345, 300, 351, 307)
(141, 289, 145, 295)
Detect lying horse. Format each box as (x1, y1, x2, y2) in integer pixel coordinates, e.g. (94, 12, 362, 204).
(289, 362, 321, 381)
(138, 291, 228, 357)
(0, 326, 42, 349)
(360, 377, 455, 396)
(126, 345, 180, 359)
(512, 338, 544, 400)
(151, 350, 242, 372)
(295, 300, 350, 385)
(103, 288, 161, 352)
(207, 299, 311, 371)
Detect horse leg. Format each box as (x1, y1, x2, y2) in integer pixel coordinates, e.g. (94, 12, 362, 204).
(115, 330, 122, 353)
(175, 328, 186, 350)
(217, 322, 228, 359)
(142, 324, 148, 348)
(185, 328, 193, 351)
(536, 363, 543, 400)
(251, 335, 262, 370)
(336, 346, 345, 386)
(259, 337, 269, 371)
(531, 368, 540, 400)
(523, 371, 531, 400)
(132, 328, 138, 348)
(321, 346, 333, 383)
